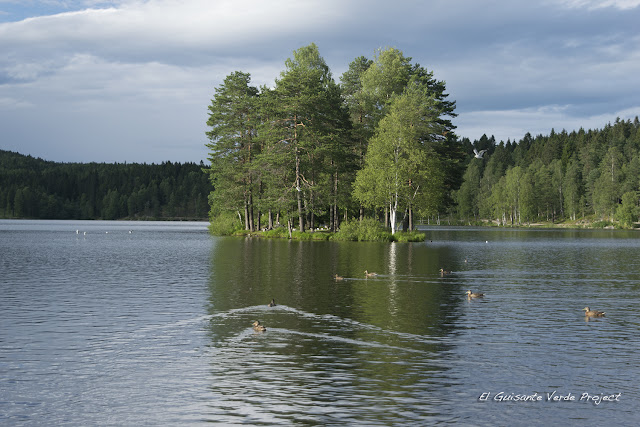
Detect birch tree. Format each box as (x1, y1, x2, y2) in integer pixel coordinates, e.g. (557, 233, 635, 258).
(353, 86, 444, 234)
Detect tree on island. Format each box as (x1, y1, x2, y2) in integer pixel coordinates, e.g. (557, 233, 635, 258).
(353, 85, 446, 234)
(204, 44, 461, 235)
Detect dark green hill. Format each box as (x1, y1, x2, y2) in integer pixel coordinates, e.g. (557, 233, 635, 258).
(0, 150, 212, 220)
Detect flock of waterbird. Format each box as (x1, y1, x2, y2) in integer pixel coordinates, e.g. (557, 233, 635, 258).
(253, 265, 606, 331)
(440, 267, 606, 317)
(75, 229, 133, 235)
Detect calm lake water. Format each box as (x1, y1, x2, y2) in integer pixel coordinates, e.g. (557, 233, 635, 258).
(1, 220, 639, 425)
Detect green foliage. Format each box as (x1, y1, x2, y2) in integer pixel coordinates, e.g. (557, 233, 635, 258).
(205, 71, 260, 229)
(330, 218, 423, 242)
(454, 117, 640, 227)
(332, 218, 394, 242)
(0, 150, 211, 220)
(455, 161, 482, 220)
(206, 45, 457, 235)
(208, 212, 243, 236)
(353, 83, 446, 233)
(290, 230, 331, 241)
(262, 227, 289, 238)
(615, 191, 639, 228)
(591, 220, 617, 229)
(393, 231, 426, 242)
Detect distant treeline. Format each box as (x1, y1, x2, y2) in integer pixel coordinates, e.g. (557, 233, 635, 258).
(0, 150, 212, 220)
(454, 117, 640, 226)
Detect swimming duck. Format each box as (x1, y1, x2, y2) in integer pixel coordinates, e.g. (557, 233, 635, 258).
(268, 299, 276, 307)
(334, 274, 344, 281)
(252, 320, 266, 332)
(440, 268, 451, 275)
(466, 290, 484, 298)
(583, 307, 605, 317)
(364, 270, 378, 278)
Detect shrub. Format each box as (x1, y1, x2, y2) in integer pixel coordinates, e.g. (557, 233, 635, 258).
(615, 191, 639, 228)
(332, 218, 393, 242)
(394, 231, 426, 242)
(291, 231, 314, 240)
(591, 220, 614, 229)
(262, 227, 289, 238)
(208, 212, 243, 236)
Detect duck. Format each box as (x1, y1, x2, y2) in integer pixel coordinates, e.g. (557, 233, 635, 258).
(252, 320, 266, 332)
(583, 307, 605, 317)
(364, 270, 378, 278)
(268, 299, 276, 307)
(334, 274, 344, 281)
(440, 268, 451, 275)
(466, 290, 484, 298)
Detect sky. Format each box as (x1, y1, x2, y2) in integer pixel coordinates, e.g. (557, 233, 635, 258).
(1, 0, 639, 164)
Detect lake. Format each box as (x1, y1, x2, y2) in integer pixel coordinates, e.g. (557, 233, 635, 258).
(1, 220, 638, 425)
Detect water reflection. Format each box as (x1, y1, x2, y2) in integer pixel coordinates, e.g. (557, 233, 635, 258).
(4, 221, 637, 424)
(205, 237, 464, 424)
(204, 230, 640, 424)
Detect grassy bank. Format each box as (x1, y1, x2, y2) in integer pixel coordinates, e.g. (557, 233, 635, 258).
(208, 216, 426, 242)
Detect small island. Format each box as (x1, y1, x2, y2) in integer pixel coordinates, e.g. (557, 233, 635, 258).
(204, 44, 640, 239)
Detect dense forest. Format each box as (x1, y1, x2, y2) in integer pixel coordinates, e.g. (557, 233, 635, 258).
(455, 117, 640, 227)
(205, 43, 640, 233)
(4, 44, 639, 229)
(205, 44, 464, 234)
(0, 149, 211, 220)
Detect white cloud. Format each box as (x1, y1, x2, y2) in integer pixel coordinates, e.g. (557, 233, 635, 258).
(0, 96, 32, 109)
(556, 0, 640, 9)
(1, 0, 639, 162)
(456, 104, 640, 143)
(0, 0, 347, 63)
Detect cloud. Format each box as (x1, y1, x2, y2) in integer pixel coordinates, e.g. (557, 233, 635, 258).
(1, 0, 639, 162)
(456, 104, 640, 144)
(556, 0, 640, 10)
(0, 0, 354, 162)
(0, 96, 32, 109)
(0, 0, 349, 66)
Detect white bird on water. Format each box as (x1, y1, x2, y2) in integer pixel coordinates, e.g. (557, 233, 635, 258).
(473, 148, 487, 159)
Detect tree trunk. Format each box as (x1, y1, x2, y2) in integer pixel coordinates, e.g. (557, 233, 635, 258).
(384, 206, 389, 229)
(330, 204, 335, 232)
(332, 170, 339, 232)
(248, 192, 254, 231)
(401, 209, 409, 231)
(408, 206, 413, 231)
(390, 202, 397, 234)
(243, 198, 250, 231)
(295, 150, 304, 232)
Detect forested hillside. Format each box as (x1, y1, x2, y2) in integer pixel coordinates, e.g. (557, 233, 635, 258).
(0, 150, 211, 220)
(205, 43, 640, 234)
(455, 117, 640, 226)
(5, 42, 639, 229)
